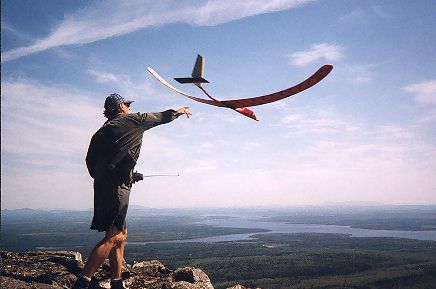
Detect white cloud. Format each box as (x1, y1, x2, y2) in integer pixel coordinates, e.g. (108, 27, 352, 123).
(281, 113, 304, 123)
(372, 125, 414, 140)
(0, 79, 101, 208)
(87, 70, 121, 84)
(272, 108, 436, 205)
(403, 80, 436, 124)
(339, 5, 391, 24)
(288, 43, 343, 67)
(1, 79, 102, 160)
(339, 9, 366, 23)
(2, 0, 314, 62)
(277, 105, 435, 167)
(190, 0, 314, 26)
(1, 20, 15, 32)
(344, 64, 376, 85)
(198, 142, 215, 153)
(86, 69, 160, 104)
(371, 5, 392, 19)
(404, 80, 436, 105)
(279, 107, 358, 135)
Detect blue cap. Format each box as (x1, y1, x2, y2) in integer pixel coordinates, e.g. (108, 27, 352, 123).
(104, 93, 133, 110)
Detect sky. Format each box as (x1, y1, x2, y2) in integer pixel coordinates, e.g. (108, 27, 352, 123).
(1, 0, 436, 210)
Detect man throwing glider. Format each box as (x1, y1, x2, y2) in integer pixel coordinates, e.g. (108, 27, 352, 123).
(73, 93, 191, 289)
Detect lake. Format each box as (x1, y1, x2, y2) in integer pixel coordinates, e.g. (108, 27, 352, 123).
(128, 215, 436, 244)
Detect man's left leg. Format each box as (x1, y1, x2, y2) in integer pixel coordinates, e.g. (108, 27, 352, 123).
(109, 229, 127, 279)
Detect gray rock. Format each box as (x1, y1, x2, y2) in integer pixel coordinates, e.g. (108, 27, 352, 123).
(0, 276, 62, 289)
(225, 285, 247, 289)
(173, 267, 214, 289)
(1, 251, 216, 289)
(1, 251, 83, 288)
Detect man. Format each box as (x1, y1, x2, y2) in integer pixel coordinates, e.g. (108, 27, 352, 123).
(73, 93, 191, 289)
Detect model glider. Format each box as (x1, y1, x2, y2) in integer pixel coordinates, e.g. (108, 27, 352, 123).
(147, 55, 333, 121)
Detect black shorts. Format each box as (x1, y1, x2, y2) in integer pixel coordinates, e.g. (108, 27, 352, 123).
(90, 177, 131, 232)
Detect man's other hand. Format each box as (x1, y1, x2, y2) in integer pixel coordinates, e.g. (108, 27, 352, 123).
(176, 107, 192, 118)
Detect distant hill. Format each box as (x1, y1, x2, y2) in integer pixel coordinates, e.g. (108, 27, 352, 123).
(319, 201, 385, 206)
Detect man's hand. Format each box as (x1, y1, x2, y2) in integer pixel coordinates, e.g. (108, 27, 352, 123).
(176, 106, 192, 118)
(132, 171, 143, 183)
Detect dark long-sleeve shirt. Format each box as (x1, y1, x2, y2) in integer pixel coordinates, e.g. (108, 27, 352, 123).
(86, 110, 178, 180)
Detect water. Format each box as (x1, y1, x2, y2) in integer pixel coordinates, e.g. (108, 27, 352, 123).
(197, 217, 436, 241)
(128, 215, 436, 244)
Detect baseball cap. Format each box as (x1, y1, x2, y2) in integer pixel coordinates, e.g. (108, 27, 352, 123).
(104, 93, 134, 110)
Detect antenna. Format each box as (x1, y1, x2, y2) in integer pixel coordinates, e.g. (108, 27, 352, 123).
(143, 174, 180, 178)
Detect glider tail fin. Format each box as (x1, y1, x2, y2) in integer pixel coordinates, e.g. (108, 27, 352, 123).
(174, 54, 209, 84)
(192, 54, 204, 79)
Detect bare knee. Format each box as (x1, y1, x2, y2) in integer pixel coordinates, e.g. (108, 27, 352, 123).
(118, 229, 127, 244)
(106, 228, 127, 248)
(113, 229, 127, 247)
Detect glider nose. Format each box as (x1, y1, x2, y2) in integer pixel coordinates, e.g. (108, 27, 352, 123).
(236, 107, 259, 121)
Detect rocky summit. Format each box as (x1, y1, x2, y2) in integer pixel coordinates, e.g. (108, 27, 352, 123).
(0, 251, 252, 289)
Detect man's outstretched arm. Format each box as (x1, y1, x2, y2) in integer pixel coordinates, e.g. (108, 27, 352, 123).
(140, 106, 192, 129)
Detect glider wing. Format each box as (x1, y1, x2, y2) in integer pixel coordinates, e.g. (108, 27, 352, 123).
(220, 64, 333, 108)
(148, 64, 333, 109)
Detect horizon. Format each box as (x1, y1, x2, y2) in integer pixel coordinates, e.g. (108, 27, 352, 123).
(2, 1, 436, 210)
(3, 202, 436, 212)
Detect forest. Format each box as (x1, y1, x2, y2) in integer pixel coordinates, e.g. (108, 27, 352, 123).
(2, 206, 436, 288)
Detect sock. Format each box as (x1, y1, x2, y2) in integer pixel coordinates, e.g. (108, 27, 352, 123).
(110, 278, 124, 289)
(79, 273, 92, 283)
(111, 277, 122, 282)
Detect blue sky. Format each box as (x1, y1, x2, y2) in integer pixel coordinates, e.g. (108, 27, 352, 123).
(2, 0, 436, 209)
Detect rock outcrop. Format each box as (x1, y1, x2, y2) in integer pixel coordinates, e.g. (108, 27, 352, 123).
(0, 251, 215, 289)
